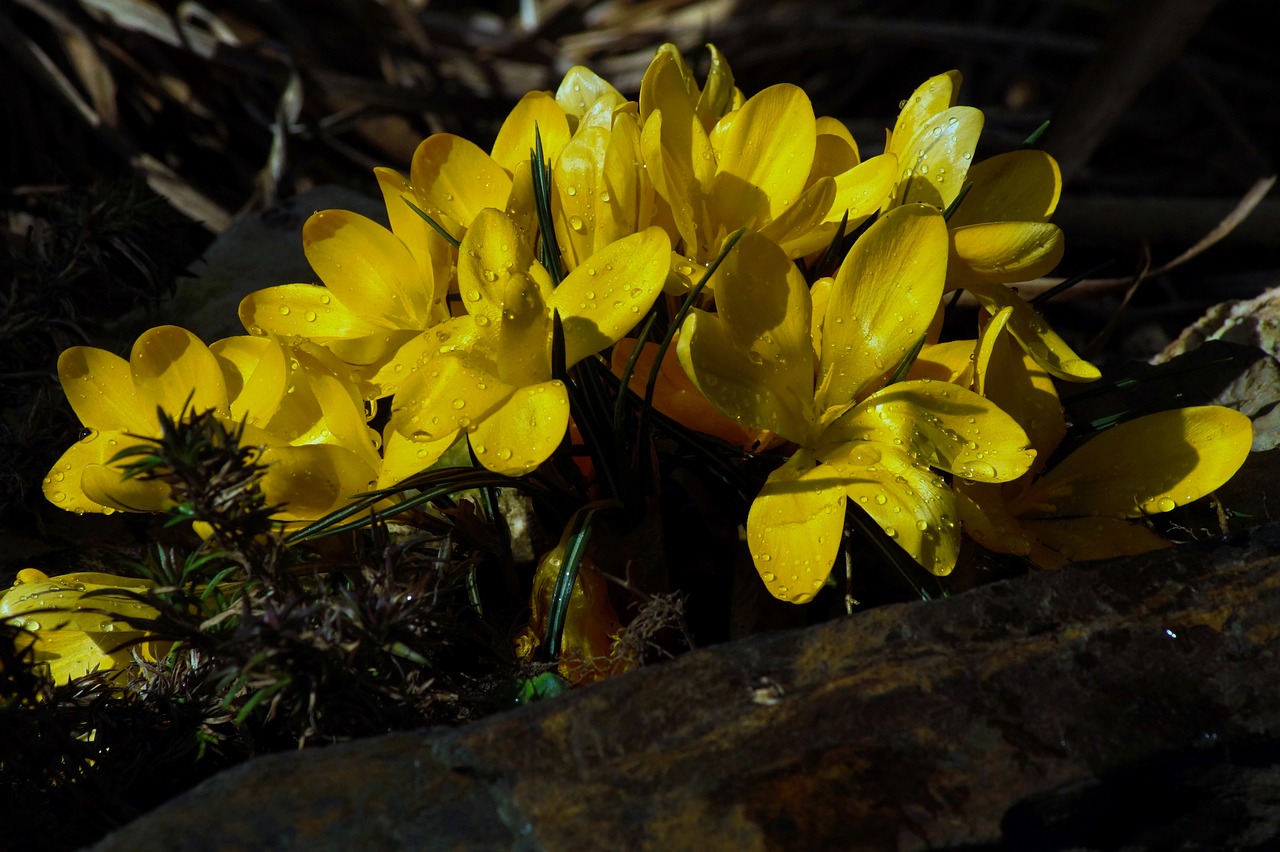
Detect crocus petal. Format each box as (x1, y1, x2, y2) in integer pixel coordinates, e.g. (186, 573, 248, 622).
(304, 209, 427, 326)
(238, 284, 413, 369)
(390, 350, 514, 442)
(889, 105, 982, 211)
(911, 341, 974, 385)
(641, 48, 716, 193)
(491, 91, 571, 174)
(377, 426, 457, 489)
(468, 380, 570, 476)
(1025, 406, 1252, 518)
(130, 326, 227, 426)
(827, 380, 1036, 483)
(758, 177, 836, 257)
(887, 71, 962, 162)
(747, 452, 846, 604)
(640, 109, 699, 258)
(495, 266, 553, 388)
(58, 346, 147, 432)
(259, 444, 375, 521)
(957, 278, 1101, 382)
(1020, 517, 1171, 569)
(695, 44, 736, 129)
(556, 65, 623, 123)
(375, 167, 451, 323)
(212, 336, 287, 428)
(601, 112, 655, 240)
(410, 134, 513, 238)
(948, 149, 1062, 227)
(45, 430, 143, 514)
(951, 222, 1065, 283)
(81, 460, 172, 513)
(677, 308, 815, 445)
(955, 480, 1033, 556)
(822, 442, 960, 576)
(554, 125, 610, 269)
(547, 226, 670, 367)
(709, 84, 816, 228)
(457, 208, 539, 329)
(976, 329, 1066, 471)
(817, 204, 948, 409)
(811, 116, 860, 179)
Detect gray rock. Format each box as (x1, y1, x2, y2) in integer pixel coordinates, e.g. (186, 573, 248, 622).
(93, 525, 1280, 851)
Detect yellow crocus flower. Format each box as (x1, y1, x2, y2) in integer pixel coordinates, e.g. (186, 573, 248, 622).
(47, 326, 379, 524)
(386, 210, 671, 479)
(678, 207, 1036, 602)
(1, 569, 165, 686)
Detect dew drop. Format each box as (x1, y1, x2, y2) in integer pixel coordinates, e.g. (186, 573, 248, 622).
(278, 306, 291, 316)
(1157, 497, 1177, 512)
(452, 399, 466, 410)
(874, 493, 888, 505)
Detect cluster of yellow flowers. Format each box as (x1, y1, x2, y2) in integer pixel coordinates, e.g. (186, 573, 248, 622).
(6, 45, 1252, 684)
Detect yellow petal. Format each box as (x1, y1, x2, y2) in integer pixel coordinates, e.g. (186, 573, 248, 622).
(547, 226, 671, 367)
(948, 149, 1061, 227)
(304, 209, 427, 326)
(554, 125, 609, 269)
(887, 71, 962, 162)
(817, 204, 948, 408)
(601, 112, 655, 239)
(1026, 406, 1252, 518)
(495, 265, 553, 388)
(977, 328, 1066, 470)
(957, 278, 1100, 382)
(468, 380, 570, 476)
(58, 346, 147, 432)
(951, 221, 1065, 283)
(390, 350, 514, 442)
(238, 283, 413, 368)
(759, 177, 836, 257)
(457, 208, 538, 329)
(130, 326, 227, 426)
(955, 480, 1032, 556)
(81, 460, 173, 513)
(911, 340, 974, 385)
(811, 116, 860, 178)
(640, 109, 699, 258)
(677, 309, 816, 446)
(747, 452, 846, 604)
(822, 442, 960, 576)
(375, 167, 451, 323)
(410, 133, 513, 237)
(377, 426, 457, 489)
(827, 379, 1036, 483)
(556, 65, 623, 122)
(44, 430, 144, 514)
(1021, 517, 1170, 569)
(709, 84, 816, 228)
(491, 91, 570, 174)
(259, 444, 375, 521)
(889, 105, 983, 211)
(212, 336, 287, 428)
(695, 44, 736, 129)
(789, 154, 899, 258)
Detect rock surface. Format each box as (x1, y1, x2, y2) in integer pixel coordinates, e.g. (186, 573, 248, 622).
(92, 526, 1280, 851)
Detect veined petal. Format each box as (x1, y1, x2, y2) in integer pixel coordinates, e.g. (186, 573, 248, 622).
(81, 458, 172, 513)
(548, 226, 671, 367)
(410, 134, 513, 238)
(817, 204, 948, 409)
(948, 149, 1062, 227)
(554, 125, 609, 269)
(640, 110, 699, 257)
(911, 340, 974, 385)
(376, 167, 451, 323)
(951, 221, 1065, 283)
(601, 112, 655, 241)
(238, 284, 415, 369)
(130, 326, 227, 427)
(390, 350, 514, 442)
(259, 444, 376, 522)
(44, 430, 143, 514)
(709, 83, 816, 228)
(556, 65, 623, 124)
(889, 105, 983, 211)
(457, 208, 538, 329)
(491, 91, 571, 173)
(710, 228, 814, 383)
(495, 267, 553, 388)
(304, 209, 428, 326)
(1021, 517, 1170, 569)
(677, 309, 816, 446)
(747, 452, 846, 604)
(468, 380, 570, 476)
(377, 426, 457, 489)
(957, 278, 1100, 381)
(695, 44, 736, 130)
(641, 49, 716, 193)
(1025, 406, 1252, 518)
(822, 442, 960, 576)
(827, 380, 1036, 483)
(211, 336, 287, 428)
(977, 328, 1066, 470)
(887, 71, 962, 161)
(810, 116, 860, 180)
(788, 154, 899, 258)
(759, 177, 836, 257)
(955, 480, 1032, 556)
(58, 346, 148, 432)
(367, 316, 481, 398)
